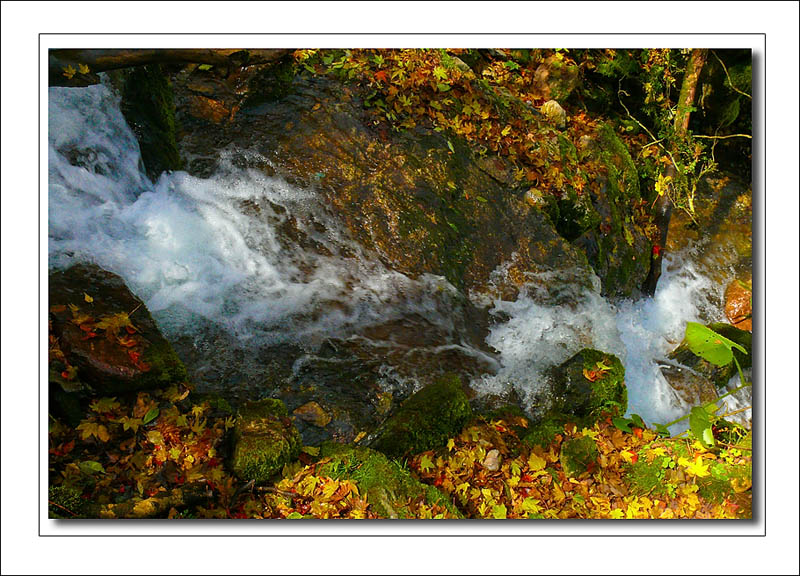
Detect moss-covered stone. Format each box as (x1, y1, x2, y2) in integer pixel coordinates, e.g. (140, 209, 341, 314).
(318, 444, 461, 518)
(121, 64, 182, 180)
(560, 435, 599, 478)
(522, 413, 570, 449)
(231, 398, 301, 484)
(574, 123, 651, 297)
(549, 349, 627, 420)
(371, 373, 472, 458)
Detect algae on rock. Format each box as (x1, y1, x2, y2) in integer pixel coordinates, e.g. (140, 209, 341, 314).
(371, 373, 472, 458)
(231, 398, 302, 484)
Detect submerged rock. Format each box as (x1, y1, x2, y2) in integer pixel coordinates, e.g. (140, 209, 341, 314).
(230, 398, 302, 484)
(371, 373, 472, 458)
(48, 263, 187, 397)
(292, 401, 332, 428)
(317, 444, 461, 518)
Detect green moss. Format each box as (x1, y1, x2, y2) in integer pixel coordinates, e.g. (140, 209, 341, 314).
(318, 444, 461, 518)
(697, 460, 752, 504)
(231, 399, 301, 484)
(560, 435, 599, 478)
(626, 458, 672, 498)
(371, 373, 472, 458)
(522, 413, 569, 449)
(140, 338, 188, 389)
(49, 484, 85, 519)
(242, 57, 297, 108)
(551, 349, 627, 420)
(121, 64, 182, 180)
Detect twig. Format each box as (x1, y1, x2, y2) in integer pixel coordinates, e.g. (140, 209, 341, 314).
(712, 50, 751, 100)
(617, 88, 680, 173)
(694, 133, 752, 140)
(719, 406, 752, 419)
(48, 499, 78, 517)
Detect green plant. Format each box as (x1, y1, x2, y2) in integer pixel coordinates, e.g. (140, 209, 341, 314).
(653, 323, 751, 446)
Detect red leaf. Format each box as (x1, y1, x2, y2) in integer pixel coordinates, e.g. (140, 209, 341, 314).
(374, 69, 388, 83)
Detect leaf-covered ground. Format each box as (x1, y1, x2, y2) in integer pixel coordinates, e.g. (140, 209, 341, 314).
(49, 386, 751, 519)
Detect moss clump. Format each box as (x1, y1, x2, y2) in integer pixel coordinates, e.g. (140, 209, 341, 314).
(560, 435, 599, 478)
(48, 485, 85, 519)
(522, 413, 569, 449)
(140, 338, 188, 389)
(371, 373, 472, 458)
(121, 64, 182, 180)
(318, 444, 461, 518)
(231, 399, 301, 484)
(550, 349, 627, 420)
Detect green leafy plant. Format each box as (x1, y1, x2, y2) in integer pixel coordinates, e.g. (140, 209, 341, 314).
(654, 323, 751, 446)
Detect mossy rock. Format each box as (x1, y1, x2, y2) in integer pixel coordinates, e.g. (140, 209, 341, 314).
(120, 64, 182, 180)
(560, 435, 599, 478)
(574, 123, 651, 297)
(371, 373, 472, 458)
(549, 349, 626, 420)
(317, 444, 461, 518)
(522, 413, 570, 449)
(230, 398, 301, 484)
(668, 322, 751, 389)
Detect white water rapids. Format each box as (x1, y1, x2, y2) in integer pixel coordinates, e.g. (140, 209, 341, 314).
(48, 81, 750, 432)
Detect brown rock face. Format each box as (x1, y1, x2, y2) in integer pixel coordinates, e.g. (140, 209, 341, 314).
(293, 401, 332, 428)
(725, 279, 752, 332)
(49, 264, 187, 395)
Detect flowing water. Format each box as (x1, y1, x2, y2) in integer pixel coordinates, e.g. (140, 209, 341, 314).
(48, 81, 752, 433)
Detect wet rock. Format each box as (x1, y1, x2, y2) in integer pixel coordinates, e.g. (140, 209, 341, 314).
(230, 398, 302, 484)
(120, 64, 182, 180)
(293, 401, 332, 428)
(371, 373, 473, 458)
(540, 99, 567, 129)
(560, 435, 599, 478)
(532, 54, 580, 101)
(318, 444, 461, 518)
(549, 348, 627, 420)
(659, 363, 718, 406)
(725, 279, 752, 331)
(48, 264, 187, 396)
(574, 124, 652, 297)
(174, 73, 591, 294)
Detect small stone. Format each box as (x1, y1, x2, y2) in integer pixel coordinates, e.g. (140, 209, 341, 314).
(293, 401, 332, 428)
(482, 449, 501, 471)
(540, 100, 567, 129)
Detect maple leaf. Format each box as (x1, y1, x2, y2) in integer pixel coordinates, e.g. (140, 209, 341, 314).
(374, 69, 388, 83)
(419, 453, 435, 472)
(83, 292, 94, 303)
(527, 452, 546, 471)
(679, 455, 710, 478)
(95, 312, 134, 339)
(90, 397, 120, 414)
(446, 438, 455, 452)
(62, 65, 77, 79)
(117, 416, 143, 433)
(77, 63, 90, 75)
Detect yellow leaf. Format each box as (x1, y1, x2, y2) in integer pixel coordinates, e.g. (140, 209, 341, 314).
(446, 438, 455, 452)
(78, 63, 90, 75)
(682, 455, 710, 477)
(84, 292, 94, 303)
(527, 452, 546, 471)
(609, 508, 624, 519)
(62, 65, 76, 79)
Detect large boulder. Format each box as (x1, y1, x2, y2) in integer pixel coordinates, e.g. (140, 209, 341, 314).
(371, 373, 472, 458)
(230, 398, 302, 484)
(531, 53, 580, 101)
(48, 264, 187, 397)
(175, 70, 592, 295)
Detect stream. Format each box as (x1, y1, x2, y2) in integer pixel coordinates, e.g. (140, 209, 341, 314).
(48, 81, 752, 436)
